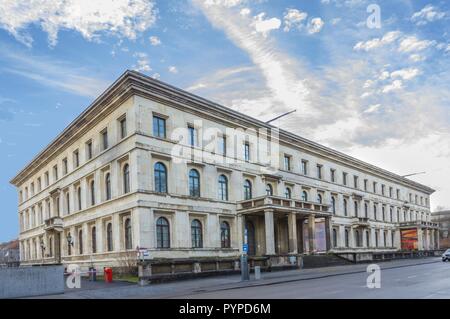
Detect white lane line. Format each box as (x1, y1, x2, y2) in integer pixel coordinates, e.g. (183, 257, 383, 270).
(407, 275, 417, 279)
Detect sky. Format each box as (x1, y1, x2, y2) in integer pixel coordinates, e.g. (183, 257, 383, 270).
(0, 0, 449, 242)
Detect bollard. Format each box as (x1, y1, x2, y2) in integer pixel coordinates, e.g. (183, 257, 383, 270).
(254, 266, 261, 280)
(240, 254, 249, 281)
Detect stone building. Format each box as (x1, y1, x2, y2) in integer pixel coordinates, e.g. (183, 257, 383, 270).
(11, 70, 438, 275)
(432, 211, 450, 249)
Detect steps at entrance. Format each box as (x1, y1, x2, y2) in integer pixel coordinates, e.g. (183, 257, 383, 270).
(302, 254, 354, 269)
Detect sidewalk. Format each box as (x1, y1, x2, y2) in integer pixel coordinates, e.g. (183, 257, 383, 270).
(31, 257, 442, 299)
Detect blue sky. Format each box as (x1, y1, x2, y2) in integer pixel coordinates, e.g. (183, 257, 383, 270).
(0, 0, 449, 242)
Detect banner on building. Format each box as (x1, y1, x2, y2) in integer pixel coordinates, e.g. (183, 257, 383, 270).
(401, 229, 418, 250)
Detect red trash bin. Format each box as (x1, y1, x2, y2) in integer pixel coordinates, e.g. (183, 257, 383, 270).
(104, 267, 113, 283)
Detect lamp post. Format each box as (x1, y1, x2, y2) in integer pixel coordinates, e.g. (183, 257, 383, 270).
(66, 233, 73, 256)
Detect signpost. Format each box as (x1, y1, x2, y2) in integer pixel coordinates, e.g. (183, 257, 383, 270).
(241, 228, 250, 281)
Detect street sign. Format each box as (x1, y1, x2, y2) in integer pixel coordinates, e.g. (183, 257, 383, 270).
(243, 244, 248, 253)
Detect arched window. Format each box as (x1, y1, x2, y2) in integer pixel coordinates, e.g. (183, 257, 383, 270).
(218, 175, 228, 201)
(344, 199, 348, 216)
(382, 206, 385, 221)
(373, 205, 377, 220)
(220, 221, 231, 248)
(317, 194, 323, 204)
(244, 180, 252, 200)
(105, 173, 111, 200)
(354, 201, 358, 217)
(301, 191, 308, 202)
(355, 230, 360, 247)
(90, 181, 95, 206)
(331, 197, 336, 214)
(332, 229, 337, 248)
(364, 203, 368, 218)
(125, 218, 132, 250)
(266, 184, 273, 196)
(156, 217, 170, 248)
(390, 207, 393, 222)
(191, 219, 203, 248)
(91, 227, 97, 253)
(77, 187, 82, 211)
(123, 164, 130, 194)
(345, 229, 349, 247)
(78, 230, 83, 255)
(285, 187, 291, 199)
(189, 169, 200, 197)
(107, 223, 113, 252)
(154, 162, 167, 193)
(366, 230, 370, 247)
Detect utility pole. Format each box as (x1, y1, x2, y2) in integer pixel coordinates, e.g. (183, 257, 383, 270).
(265, 110, 297, 124)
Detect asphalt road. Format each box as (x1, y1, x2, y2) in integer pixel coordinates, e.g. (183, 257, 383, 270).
(174, 258, 450, 299)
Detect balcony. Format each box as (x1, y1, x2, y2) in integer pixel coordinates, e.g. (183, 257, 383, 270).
(352, 217, 370, 227)
(237, 195, 330, 217)
(398, 220, 438, 229)
(44, 217, 63, 232)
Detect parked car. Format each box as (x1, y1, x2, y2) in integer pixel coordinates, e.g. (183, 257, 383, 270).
(442, 249, 450, 262)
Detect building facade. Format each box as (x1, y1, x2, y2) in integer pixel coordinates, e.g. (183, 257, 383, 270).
(432, 211, 450, 249)
(11, 71, 438, 273)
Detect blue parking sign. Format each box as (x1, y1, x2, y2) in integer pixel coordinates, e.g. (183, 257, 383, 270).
(243, 244, 248, 253)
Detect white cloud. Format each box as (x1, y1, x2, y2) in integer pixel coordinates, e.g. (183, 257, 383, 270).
(168, 66, 178, 74)
(149, 36, 161, 46)
(411, 5, 446, 26)
(0, 0, 158, 46)
(240, 8, 251, 16)
(398, 36, 435, 53)
(152, 73, 161, 80)
(251, 13, 281, 37)
(353, 31, 402, 51)
(390, 68, 420, 81)
(203, 0, 242, 7)
(133, 52, 151, 72)
(307, 17, 324, 34)
(409, 54, 426, 62)
(283, 8, 308, 32)
(381, 79, 403, 93)
(364, 104, 381, 114)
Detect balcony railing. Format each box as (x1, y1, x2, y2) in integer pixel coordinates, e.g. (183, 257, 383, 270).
(237, 195, 330, 214)
(352, 217, 370, 227)
(398, 220, 438, 228)
(44, 217, 63, 231)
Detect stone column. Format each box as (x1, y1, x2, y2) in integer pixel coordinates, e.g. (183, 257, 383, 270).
(288, 212, 298, 254)
(264, 209, 275, 255)
(308, 214, 316, 254)
(237, 214, 245, 253)
(325, 217, 332, 251)
(417, 228, 424, 250)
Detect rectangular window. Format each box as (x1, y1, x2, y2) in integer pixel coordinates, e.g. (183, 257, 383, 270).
(330, 169, 335, 182)
(53, 165, 58, 182)
(317, 164, 323, 179)
(30, 183, 34, 196)
(342, 172, 347, 186)
(389, 187, 393, 198)
(218, 135, 226, 156)
(381, 184, 385, 196)
(409, 193, 412, 202)
(86, 140, 93, 160)
(62, 158, 68, 175)
(284, 155, 291, 171)
(73, 150, 79, 168)
(364, 179, 368, 191)
(37, 177, 41, 192)
(244, 143, 250, 162)
(396, 189, 400, 199)
(301, 160, 308, 175)
(153, 116, 166, 138)
(120, 117, 127, 139)
(373, 182, 377, 193)
(353, 176, 358, 189)
(101, 129, 108, 150)
(45, 172, 49, 187)
(188, 125, 197, 147)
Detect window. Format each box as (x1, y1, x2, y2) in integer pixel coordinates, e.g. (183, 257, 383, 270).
(45, 172, 49, 187)
(120, 117, 127, 139)
(382, 206, 385, 221)
(381, 184, 385, 196)
(67, 232, 72, 256)
(86, 140, 93, 160)
(156, 217, 170, 248)
(409, 193, 412, 203)
(244, 180, 252, 200)
(91, 227, 97, 253)
(220, 221, 231, 248)
(364, 203, 368, 218)
(373, 204, 377, 220)
(354, 201, 358, 216)
(389, 187, 393, 198)
(154, 162, 168, 193)
(390, 207, 393, 222)
(364, 179, 368, 191)
(30, 183, 34, 196)
(106, 223, 113, 252)
(397, 208, 400, 222)
(101, 129, 108, 150)
(284, 155, 291, 171)
(37, 177, 42, 192)
(353, 176, 358, 189)
(332, 229, 337, 248)
(218, 175, 228, 201)
(301, 160, 308, 175)
(62, 158, 68, 175)
(191, 219, 203, 248)
(53, 165, 58, 182)
(90, 180, 95, 206)
(218, 135, 226, 156)
(415, 195, 418, 204)
(301, 191, 308, 202)
(189, 169, 200, 197)
(373, 182, 377, 193)
(125, 218, 132, 250)
(331, 197, 336, 214)
(77, 187, 82, 211)
(66, 192, 70, 214)
(317, 194, 323, 204)
(188, 125, 197, 147)
(330, 169, 336, 182)
(73, 150, 79, 168)
(345, 229, 349, 247)
(123, 164, 130, 194)
(343, 199, 348, 216)
(244, 143, 250, 162)
(285, 187, 292, 199)
(366, 231, 370, 247)
(383, 232, 387, 247)
(153, 116, 166, 138)
(266, 184, 273, 196)
(78, 230, 83, 255)
(396, 189, 400, 199)
(355, 230, 360, 247)
(105, 173, 111, 200)
(342, 172, 347, 186)
(317, 165, 323, 179)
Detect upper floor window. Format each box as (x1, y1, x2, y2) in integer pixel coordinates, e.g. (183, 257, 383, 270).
(62, 158, 68, 175)
(353, 176, 358, 189)
(153, 116, 166, 138)
(374, 204, 378, 219)
(317, 194, 323, 204)
(220, 221, 231, 248)
(45, 172, 49, 187)
(244, 143, 250, 162)
(101, 129, 108, 150)
(381, 184, 385, 196)
(284, 155, 291, 171)
(119, 116, 127, 139)
(191, 219, 203, 248)
(373, 182, 377, 193)
(73, 150, 79, 168)
(409, 193, 412, 203)
(301, 160, 308, 175)
(37, 177, 42, 192)
(244, 180, 252, 200)
(389, 187, 393, 198)
(343, 199, 348, 216)
(415, 195, 418, 204)
(124, 218, 132, 250)
(354, 201, 358, 216)
(91, 227, 97, 253)
(189, 169, 200, 198)
(30, 182, 34, 196)
(154, 162, 167, 193)
(90, 180, 95, 206)
(342, 172, 347, 186)
(218, 175, 228, 201)
(364, 179, 368, 191)
(106, 223, 113, 252)
(86, 140, 93, 160)
(105, 173, 111, 200)
(188, 125, 197, 147)
(330, 169, 336, 183)
(218, 135, 226, 156)
(364, 203, 368, 218)
(301, 191, 308, 202)
(317, 165, 323, 179)
(266, 184, 273, 196)
(331, 197, 336, 214)
(285, 187, 292, 199)
(156, 217, 170, 248)
(77, 187, 82, 211)
(123, 164, 130, 194)
(53, 165, 58, 182)
(396, 189, 400, 199)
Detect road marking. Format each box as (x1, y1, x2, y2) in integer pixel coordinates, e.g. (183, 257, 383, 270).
(407, 275, 417, 279)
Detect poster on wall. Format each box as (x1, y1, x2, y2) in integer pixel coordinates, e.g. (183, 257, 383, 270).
(401, 229, 418, 250)
(303, 220, 326, 252)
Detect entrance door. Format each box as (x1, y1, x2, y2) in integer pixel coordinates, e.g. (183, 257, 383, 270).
(246, 221, 256, 256)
